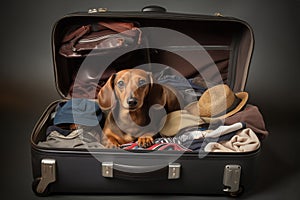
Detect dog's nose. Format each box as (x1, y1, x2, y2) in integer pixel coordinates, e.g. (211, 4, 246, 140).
(127, 97, 138, 107)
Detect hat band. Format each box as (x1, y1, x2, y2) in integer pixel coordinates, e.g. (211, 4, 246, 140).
(212, 95, 241, 118)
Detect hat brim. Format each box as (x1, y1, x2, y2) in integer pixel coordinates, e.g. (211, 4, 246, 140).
(184, 91, 248, 122)
(201, 91, 248, 122)
(160, 110, 206, 137)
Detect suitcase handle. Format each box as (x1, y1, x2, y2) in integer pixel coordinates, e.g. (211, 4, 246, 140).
(102, 162, 180, 181)
(141, 5, 167, 13)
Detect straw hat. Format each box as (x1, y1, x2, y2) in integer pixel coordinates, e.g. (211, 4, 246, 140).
(160, 110, 206, 137)
(185, 84, 248, 121)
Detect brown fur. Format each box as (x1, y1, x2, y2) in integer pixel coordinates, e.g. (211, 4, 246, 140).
(98, 69, 181, 148)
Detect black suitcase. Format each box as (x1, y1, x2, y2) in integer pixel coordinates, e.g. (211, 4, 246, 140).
(30, 5, 267, 197)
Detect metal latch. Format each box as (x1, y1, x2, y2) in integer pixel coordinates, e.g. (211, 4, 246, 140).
(168, 163, 181, 179)
(36, 159, 56, 194)
(223, 165, 241, 193)
(102, 162, 113, 178)
(88, 8, 108, 13)
(214, 12, 223, 17)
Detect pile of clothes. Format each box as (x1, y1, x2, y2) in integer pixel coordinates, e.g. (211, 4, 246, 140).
(38, 98, 105, 149)
(38, 81, 268, 152)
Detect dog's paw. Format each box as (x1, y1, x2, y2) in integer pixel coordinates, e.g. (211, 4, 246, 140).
(105, 141, 120, 149)
(102, 137, 120, 149)
(137, 136, 154, 148)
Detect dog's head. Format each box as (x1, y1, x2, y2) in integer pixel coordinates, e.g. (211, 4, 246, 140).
(98, 69, 153, 111)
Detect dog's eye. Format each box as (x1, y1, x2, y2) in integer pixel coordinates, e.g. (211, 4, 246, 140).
(138, 79, 146, 86)
(117, 80, 125, 88)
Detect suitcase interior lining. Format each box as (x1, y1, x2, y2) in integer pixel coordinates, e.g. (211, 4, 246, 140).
(53, 16, 252, 98)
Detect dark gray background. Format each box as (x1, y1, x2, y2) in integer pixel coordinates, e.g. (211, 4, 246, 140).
(1, 0, 300, 199)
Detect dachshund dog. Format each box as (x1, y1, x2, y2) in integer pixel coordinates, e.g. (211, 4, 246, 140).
(98, 69, 181, 148)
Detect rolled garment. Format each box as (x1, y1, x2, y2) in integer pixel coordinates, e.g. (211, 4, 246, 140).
(204, 128, 260, 152)
(187, 122, 244, 139)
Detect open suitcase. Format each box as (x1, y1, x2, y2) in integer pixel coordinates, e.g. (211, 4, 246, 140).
(30, 5, 268, 197)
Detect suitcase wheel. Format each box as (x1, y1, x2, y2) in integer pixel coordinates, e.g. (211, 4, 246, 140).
(32, 178, 51, 197)
(228, 186, 244, 197)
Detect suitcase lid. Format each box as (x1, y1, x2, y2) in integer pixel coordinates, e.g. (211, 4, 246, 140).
(52, 6, 254, 99)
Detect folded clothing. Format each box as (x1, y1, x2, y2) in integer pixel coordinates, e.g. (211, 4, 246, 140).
(53, 98, 103, 126)
(38, 98, 104, 149)
(204, 128, 260, 152)
(38, 125, 105, 149)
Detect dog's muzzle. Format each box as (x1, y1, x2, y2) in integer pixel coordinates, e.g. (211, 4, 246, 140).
(127, 97, 138, 109)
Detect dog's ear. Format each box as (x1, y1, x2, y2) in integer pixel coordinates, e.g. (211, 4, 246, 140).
(147, 83, 167, 108)
(98, 74, 116, 110)
(148, 83, 181, 113)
